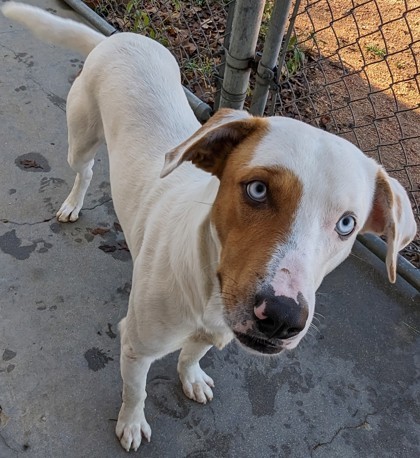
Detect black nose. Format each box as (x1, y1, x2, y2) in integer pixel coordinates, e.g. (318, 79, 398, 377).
(254, 291, 308, 340)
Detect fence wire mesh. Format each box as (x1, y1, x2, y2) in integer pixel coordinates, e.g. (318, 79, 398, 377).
(83, 0, 419, 266)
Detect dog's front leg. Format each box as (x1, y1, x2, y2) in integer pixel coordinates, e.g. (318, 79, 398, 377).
(116, 344, 153, 452)
(177, 337, 214, 404)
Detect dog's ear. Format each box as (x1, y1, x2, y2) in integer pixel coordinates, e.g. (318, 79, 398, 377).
(160, 108, 266, 178)
(361, 168, 416, 283)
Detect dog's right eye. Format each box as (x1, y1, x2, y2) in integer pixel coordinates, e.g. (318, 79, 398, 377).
(246, 181, 267, 203)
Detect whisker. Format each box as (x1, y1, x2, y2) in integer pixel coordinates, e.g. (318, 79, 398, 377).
(309, 323, 320, 334)
(312, 315, 321, 325)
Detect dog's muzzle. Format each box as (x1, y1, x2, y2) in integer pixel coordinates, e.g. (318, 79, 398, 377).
(233, 289, 309, 355)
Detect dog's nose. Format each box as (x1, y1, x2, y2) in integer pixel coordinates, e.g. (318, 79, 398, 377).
(254, 292, 308, 340)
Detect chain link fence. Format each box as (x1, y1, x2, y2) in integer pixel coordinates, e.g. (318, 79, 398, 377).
(82, 0, 419, 266)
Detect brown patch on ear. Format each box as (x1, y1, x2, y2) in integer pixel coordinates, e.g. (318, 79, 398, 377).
(362, 169, 394, 235)
(160, 109, 268, 178)
(183, 120, 266, 177)
(361, 168, 417, 284)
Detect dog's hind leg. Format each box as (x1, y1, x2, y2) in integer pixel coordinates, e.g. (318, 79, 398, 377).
(56, 78, 103, 222)
(177, 337, 214, 404)
(116, 319, 154, 452)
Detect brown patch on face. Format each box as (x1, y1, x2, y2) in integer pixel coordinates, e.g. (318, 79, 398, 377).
(211, 133, 303, 314)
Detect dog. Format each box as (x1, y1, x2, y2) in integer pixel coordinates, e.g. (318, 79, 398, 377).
(2, 1, 417, 451)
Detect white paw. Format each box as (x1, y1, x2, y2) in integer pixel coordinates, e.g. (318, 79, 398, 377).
(178, 364, 214, 404)
(116, 407, 151, 452)
(56, 199, 82, 222)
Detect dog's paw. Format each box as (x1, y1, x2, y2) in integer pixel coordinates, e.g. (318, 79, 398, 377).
(56, 199, 81, 223)
(116, 409, 151, 452)
(179, 364, 215, 404)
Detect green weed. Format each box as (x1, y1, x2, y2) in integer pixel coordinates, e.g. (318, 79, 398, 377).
(366, 44, 386, 58)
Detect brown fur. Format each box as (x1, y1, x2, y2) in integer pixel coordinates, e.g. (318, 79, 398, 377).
(363, 168, 394, 235)
(211, 132, 303, 311)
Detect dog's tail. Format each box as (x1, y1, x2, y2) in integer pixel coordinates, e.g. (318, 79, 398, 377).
(1, 2, 105, 56)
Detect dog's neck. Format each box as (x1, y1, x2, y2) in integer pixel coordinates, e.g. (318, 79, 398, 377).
(167, 175, 222, 313)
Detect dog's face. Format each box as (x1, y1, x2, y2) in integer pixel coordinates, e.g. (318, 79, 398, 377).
(162, 109, 416, 355)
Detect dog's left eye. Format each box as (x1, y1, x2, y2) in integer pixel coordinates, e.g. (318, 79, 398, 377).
(246, 181, 267, 202)
(335, 213, 356, 237)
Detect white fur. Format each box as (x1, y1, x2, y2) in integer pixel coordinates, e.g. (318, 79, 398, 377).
(2, 2, 416, 451)
(2, 2, 104, 55)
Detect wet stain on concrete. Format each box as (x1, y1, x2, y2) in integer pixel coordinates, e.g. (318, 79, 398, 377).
(46, 92, 66, 111)
(14, 52, 34, 68)
(244, 366, 284, 417)
(84, 347, 113, 371)
(6, 365, 15, 373)
(186, 431, 234, 457)
(36, 240, 53, 254)
(36, 299, 57, 312)
(8, 189, 16, 195)
(15, 153, 51, 172)
(281, 444, 292, 455)
(39, 176, 66, 193)
(0, 230, 37, 260)
(150, 379, 190, 420)
(14, 85, 26, 92)
(106, 323, 117, 339)
(36, 301, 47, 311)
(2, 349, 16, 361)
(117, 282, 131, 297)
(281, 362, 315, 395)
(98, 224, 130, 262)
(43, 197, 55, 215)
(50, 222, 61, 234)
(84, 231, 94, 242)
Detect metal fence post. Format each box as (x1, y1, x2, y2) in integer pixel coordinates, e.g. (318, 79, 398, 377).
(250, 0, 293, 116)
(218, 0, 265, 110)
(214, 0, 236, 110)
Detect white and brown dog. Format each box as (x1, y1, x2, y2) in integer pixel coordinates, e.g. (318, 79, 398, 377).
(2, 2, 417, 452)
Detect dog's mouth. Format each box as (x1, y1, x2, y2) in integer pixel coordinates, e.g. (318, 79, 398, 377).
(233, 331, 284, 355)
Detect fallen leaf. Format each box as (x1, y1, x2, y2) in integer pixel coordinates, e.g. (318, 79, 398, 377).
(20, 159, 42, 169)
(91, 227, 110, 236)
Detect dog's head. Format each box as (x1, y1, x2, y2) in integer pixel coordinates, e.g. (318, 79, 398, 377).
(161, 109, 416, 355)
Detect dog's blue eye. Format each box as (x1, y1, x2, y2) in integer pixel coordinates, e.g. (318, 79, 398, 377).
(336, 214, 356, 237)
(246, 181, 267, 202)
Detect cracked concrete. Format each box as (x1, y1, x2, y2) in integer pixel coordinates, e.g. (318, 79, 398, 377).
(1, 198, 113, 226)
(0, 1, 419, 457)
(311, 410, 378, 455)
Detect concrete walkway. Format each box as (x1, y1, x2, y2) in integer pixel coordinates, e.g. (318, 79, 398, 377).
(0, 1, 419, 457)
